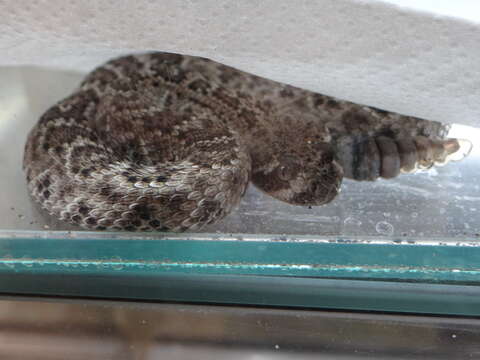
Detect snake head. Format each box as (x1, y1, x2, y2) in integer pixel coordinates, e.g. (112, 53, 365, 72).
(252, 142, 343, 206)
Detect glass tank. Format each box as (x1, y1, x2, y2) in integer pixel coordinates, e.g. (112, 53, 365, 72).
(1, 61, 480, 317)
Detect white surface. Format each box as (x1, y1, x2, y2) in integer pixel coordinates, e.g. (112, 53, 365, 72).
(381, 0, 480, 23)
(1, 0, 480, 128)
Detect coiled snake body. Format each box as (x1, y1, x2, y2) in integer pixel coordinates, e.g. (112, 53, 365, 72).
(23, 52, 464, 231)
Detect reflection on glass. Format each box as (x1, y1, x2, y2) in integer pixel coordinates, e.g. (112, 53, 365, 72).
(0, 298, 478, 359)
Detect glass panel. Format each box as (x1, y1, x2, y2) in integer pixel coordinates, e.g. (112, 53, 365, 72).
(1, 66, 479, 240)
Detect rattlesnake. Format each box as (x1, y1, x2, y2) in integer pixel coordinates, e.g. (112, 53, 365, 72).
(23, 52, 467, 232)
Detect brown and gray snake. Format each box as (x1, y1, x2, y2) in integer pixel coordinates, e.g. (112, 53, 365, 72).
(23, 52, 467, 232)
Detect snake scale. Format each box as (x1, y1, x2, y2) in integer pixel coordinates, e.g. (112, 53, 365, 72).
(23, 52, 466, 232)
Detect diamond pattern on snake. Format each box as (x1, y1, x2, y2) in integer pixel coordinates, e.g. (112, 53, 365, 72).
(23, 52, 472, 231)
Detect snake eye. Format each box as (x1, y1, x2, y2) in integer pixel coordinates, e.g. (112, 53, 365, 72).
(279, 166, 290, 181)
(278, 159, 300, 181)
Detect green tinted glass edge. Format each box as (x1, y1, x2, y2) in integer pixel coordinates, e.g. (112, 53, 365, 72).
(1, 233, 479, 316)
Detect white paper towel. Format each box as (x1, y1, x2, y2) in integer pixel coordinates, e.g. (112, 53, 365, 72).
(2, 0, 480, 127)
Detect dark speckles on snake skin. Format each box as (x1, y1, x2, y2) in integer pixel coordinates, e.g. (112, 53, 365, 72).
(23, 52, 466, 232)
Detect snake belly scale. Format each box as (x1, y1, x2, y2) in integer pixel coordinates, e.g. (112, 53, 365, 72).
(23, 52, 464, 231)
